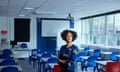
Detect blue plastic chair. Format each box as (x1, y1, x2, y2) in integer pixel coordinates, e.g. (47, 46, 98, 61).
(110, 52, 119, 61)
(32, 50, 46, 68)
(0, 54, 12, 59)
(45, 57, 58, 72)
(39, 53, 52, 72)
(76, 52, 86, 62)
(0, 59, 16, 66)
(20, 43, 27, 48)
(83, 47, 90, 56)
(82, 56, 97, 72)
(1, 67, 18, 72)
(29, 49, 38, 65)
(3, 49, 12, 56)
(77, 47, 90, 62)
(32, 49, 38, 55)
(93, 49, 101, 57)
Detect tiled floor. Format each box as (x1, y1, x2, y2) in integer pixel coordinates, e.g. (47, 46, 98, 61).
(18, 58, 96, 72)
(18, 58, 36, 72)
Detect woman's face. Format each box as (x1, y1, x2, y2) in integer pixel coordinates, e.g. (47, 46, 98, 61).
(66, 32, 73, 42)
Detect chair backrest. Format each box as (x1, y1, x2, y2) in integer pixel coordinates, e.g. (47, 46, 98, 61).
(47, 57, 58, 63)
(31, 49, 38, 56)
(93, 49, 100, 57)
(0, 54, 11, 59)
(20, 43, 27, 48)
(42, 53, 51, 58)
(1, 67, 18, 72)
(106, 62, 120, 72)
(87, 56, 97, 62)
(78, 52, 85, 56)
(3, 49, 12, 55)
(111, 52, 119, 61)
(84, 47, 90, 56)
(0, 59, 16, 66)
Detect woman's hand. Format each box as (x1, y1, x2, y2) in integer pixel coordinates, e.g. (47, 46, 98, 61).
(58, 59, 67, 64)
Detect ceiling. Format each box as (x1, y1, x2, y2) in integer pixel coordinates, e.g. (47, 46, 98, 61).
(0, 0, 120, 18)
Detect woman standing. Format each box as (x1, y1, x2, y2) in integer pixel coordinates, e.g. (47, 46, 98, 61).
(58, 30, 79, 72)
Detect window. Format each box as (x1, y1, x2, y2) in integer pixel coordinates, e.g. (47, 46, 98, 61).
(81, 14, 120, 46)
(107, 15, 114, 34)
(115, 14, 120, 46)
(99, 16, 105, 34)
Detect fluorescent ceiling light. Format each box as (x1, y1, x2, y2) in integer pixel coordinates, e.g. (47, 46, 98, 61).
(35, 11, 56, 14)
(19, 14, 25, 16)
(24, 7, 34, 10)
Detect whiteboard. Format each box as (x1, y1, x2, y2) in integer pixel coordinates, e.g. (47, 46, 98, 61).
(42, 20, 69, 37)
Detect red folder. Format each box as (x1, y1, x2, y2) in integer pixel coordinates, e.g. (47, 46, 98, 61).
(54, 64, 61, 72)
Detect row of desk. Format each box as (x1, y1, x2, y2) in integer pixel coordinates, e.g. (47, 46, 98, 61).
(0, 48, 23, 72)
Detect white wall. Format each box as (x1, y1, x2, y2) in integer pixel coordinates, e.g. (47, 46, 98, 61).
(0, 16, 37, 49)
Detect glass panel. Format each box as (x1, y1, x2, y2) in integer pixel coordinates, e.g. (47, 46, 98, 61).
(99, 16, 105, 34)
(115, 14, 120, 46)
(92, 35, 98, 44)
(107, 34, 115, 46)
(99, 35, 106, 45)
(107, 15, 114, 34)
(115, 14, 120, 32)
(82, 19, 92, 34)
(92, 17, 99, 34)
(116, 34, 120, 46)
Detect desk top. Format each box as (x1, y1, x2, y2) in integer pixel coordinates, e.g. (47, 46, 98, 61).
(41, 57, 50, 62)
(95, 60, 113, 66)
(89, 49, 94, 52)
(116, 55, 120, 57)
(0, 65, 22, 71)
(101, 52, 112, 55)
(80, 56, 89, 60)
(48, 63, 58, 68)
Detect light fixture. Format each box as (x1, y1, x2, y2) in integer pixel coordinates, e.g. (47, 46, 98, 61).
(34, 11, 56, 15)
(19, 14, 25, 16)
(24, 7, 34, 10)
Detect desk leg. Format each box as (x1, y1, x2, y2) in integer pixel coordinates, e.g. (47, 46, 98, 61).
(43, 63, 45, 72)
(81, 63, 85, 71)
(96, 64, 100, 72)
(38, 60, 40, 72)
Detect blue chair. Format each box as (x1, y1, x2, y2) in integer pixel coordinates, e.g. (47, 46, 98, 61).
(0, 54, 12, 59)
(32, 50, 46, 68)
(0, 59, 16, 66)
(82, 56, 97, 72)
(77, 47, 90, 62)
(45, 57, 58, 72)
(76, 52, 86, 62)
(39, 53, 52, 72)
(83, 47, 90, 56)
(110, 52, 119, 61)
(1, 67, 18, 72)
(29, 49, 38, 65)
(32, 49, 38, 55)
(3, 49, 12, 56)
(93, 49, 101, 57)
(20, 43, 27, 48)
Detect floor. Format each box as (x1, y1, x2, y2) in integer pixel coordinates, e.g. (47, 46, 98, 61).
(18, 58, 96, 72)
